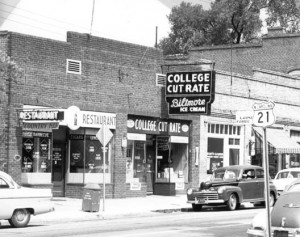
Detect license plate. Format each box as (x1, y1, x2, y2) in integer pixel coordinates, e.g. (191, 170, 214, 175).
(274, 230, 288, 237)
(195, 198, 205, 204)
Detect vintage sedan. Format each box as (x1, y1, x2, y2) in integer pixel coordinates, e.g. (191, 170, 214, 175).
(247, 191, 300, 237)
(187, 165, 277, 211)
(272, 168, 300, 196)
(0, 171, 55, 227)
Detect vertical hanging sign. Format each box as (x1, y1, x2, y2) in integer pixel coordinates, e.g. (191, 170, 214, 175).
(165, 71, 215, 115)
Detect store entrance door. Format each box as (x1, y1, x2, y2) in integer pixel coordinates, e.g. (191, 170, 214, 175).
(145, 135, 155, 194)
(52, 128, 67, 197)
(52, 144, 65, 197)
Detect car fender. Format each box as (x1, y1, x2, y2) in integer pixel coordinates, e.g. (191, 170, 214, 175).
(221, 186, 243, 202)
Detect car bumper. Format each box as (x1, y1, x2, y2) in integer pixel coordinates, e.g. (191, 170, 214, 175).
(187, 198, 225, 205)
(246, 228, 265, 237)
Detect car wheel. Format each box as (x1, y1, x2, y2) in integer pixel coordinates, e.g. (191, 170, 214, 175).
(227, 193, 238, 211)
(192, 204, 203, 211)
(269, 192, 276, 207)
(8, 209, 31, 228)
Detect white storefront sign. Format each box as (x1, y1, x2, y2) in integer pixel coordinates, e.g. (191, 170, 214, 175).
(64, 106, 116, 130)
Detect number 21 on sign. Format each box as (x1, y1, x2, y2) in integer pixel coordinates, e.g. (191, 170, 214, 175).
(252, 101, 276, 127)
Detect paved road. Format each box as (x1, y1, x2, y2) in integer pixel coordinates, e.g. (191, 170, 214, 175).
(0, 205, 263, 237)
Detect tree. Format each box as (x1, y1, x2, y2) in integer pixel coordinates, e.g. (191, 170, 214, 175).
(158, 0, 300, 55)
(266, 0, 300, 33)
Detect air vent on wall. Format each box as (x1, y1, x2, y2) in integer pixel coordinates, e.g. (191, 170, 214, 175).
(156, 73, 166, 87)
(66, 59, 81, 75)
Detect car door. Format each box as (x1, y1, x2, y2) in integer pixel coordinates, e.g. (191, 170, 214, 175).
(238, 168, 257, 200)
(255, 168, 265, 199)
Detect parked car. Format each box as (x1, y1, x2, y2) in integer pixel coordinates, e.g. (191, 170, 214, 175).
(284, 178, 300, 193)
(0, 171, 55, 227)
(247, 191, 300, 237)
(186, 165, 277, 211)
(272, 168, 300, 196)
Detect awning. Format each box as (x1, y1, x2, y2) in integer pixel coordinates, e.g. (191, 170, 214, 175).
(253, 127, 300, 154)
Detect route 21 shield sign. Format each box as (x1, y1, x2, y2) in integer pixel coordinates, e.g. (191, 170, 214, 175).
(252, 101, 276, 127)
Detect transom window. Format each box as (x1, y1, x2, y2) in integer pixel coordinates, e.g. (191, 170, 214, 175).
(208, 123, 241, 136)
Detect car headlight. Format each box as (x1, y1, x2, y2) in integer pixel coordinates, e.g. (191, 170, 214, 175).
(187, 188, 193, 195)
(217, 187, 225, 194)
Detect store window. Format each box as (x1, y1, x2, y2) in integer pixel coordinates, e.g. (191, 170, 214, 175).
(126, 140, 146, 183)
(207, 137, 224, 173)
(21, 131, 52, 185)
(68, 128, 112, 184)
(22, 131, 51, 173)
(156, 136, 188, 184)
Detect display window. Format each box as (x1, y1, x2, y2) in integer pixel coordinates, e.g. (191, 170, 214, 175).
(126, 140, 146, 183)
(22, 132, 51, 173)
(68, 128, 112, 184)
(21, 131, 52, 184)
(156, 136, 188, 184)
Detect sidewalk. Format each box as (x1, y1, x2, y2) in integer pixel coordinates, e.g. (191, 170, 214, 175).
(28, 194, 191, 225)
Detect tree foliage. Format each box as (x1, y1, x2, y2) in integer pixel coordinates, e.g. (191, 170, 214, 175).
(158, 0, 300, 55)
(0, 51, 22, 89)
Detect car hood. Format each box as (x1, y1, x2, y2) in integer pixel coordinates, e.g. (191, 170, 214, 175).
(272, 178, 296, 191)
(202, 180, 238, 189)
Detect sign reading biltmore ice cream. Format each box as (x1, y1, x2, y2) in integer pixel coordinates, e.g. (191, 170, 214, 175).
(165, 71, 215, 114)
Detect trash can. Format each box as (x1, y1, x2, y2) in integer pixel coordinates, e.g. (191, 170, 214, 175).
(82, 183, 101, 212)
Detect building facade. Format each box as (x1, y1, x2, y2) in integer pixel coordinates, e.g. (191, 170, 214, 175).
(1, 29, 300, 198)
(0, 31, 200, 198)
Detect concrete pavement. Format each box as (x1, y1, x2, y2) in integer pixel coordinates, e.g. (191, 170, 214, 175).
(29, 195, 191, 225)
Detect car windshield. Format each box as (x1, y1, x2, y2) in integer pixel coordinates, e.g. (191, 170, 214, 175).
(212, 169, 239, 181)
(287, 183, 300, 192)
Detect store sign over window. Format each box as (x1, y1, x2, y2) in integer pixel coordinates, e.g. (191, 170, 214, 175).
(19, 110, 64, 120)
(165, 71, 215, 115)
(127, 115, 190, 136)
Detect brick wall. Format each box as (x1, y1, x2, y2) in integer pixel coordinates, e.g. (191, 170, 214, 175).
(0, 31, 202, 198)
(189, 30, 300, 76)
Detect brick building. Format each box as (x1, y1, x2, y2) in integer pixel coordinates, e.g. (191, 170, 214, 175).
(0, 31, 202, 198)
(1, 29, 300, 198)
(164, 27, 300, 182)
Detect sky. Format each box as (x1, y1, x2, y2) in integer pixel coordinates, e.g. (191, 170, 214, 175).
(0, 0, 213, 47)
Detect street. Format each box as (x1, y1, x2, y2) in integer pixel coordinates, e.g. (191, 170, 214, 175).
(0, 205, 263, 237)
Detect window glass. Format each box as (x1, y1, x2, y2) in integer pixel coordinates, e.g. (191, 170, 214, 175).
(243, 169, 255, 179)
(0, 178, 9, 188)
(277, 172, 289, 179)
(126, 140, 146, 183)
(256, 169, 264, 178)
(22, 132, 51, 173)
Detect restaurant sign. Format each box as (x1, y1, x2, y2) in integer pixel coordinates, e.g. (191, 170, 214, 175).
(165, 71, 215, 115)
(19, 110, 64, 121)
(127, 115, 190, 136)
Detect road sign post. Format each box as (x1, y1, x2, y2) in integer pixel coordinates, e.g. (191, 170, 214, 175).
(252, 101, 276, 237)
(96, 124, 113, 212)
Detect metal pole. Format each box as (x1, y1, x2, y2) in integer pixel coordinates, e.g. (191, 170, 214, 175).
(263, 127, 271, 237)
(102, 125, 106, 212)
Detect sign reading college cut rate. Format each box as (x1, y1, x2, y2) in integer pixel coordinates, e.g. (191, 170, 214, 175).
(165, 71, 215, 115)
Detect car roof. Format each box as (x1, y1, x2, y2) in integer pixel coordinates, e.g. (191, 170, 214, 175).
(277, 168, 300, 173)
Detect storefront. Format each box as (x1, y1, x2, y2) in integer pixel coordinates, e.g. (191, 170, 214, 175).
(126, 115, 190, 195)
(252, 127, 300, 178)
(20, 106, 116, 197)
(205, 121, 244, 174)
